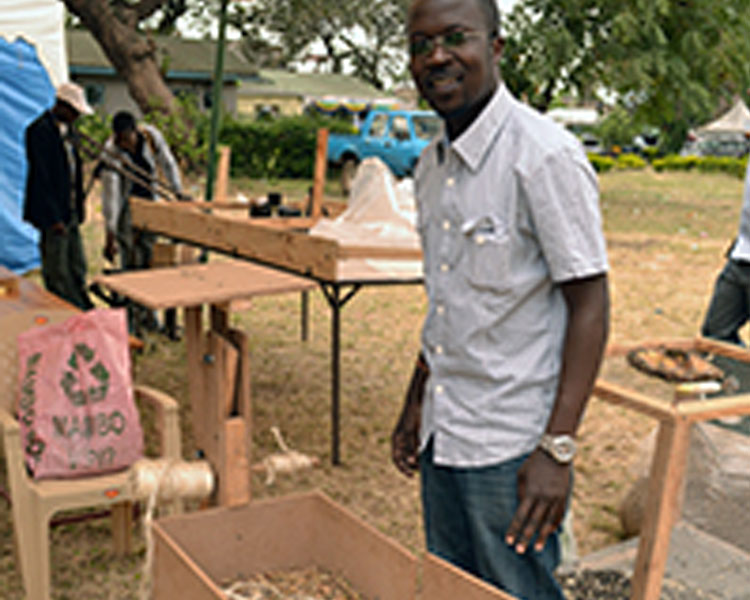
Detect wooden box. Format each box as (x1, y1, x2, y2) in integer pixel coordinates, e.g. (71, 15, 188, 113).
(152, 491, 418, 600)
(153, 491, 518, 600)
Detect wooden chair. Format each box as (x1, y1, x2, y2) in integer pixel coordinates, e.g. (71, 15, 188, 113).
(0, 309, 182, 600)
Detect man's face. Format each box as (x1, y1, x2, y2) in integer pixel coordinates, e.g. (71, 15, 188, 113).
(115, 129, 137, 154)
(408, 0, 502, 127)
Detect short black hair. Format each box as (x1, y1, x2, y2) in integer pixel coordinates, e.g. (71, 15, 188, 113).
(112, 111, 137, 135)
(475, 0, 500, 38)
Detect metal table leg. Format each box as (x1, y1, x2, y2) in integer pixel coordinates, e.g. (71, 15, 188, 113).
(320, 283, 362, 465)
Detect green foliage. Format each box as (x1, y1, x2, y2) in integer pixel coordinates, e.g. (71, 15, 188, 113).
(77, 112, 112, 149)
(614, 153, 647, 171)
(595, 106, 643, 151)
(588, 154, 615, 173)
(652, 155, 747, 179)
(219, 115, 353, 180)
(502, 0, 750, 152)
(144, 94, 211, 174)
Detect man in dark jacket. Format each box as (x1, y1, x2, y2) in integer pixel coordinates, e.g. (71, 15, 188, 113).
(24, 82, 94, 310)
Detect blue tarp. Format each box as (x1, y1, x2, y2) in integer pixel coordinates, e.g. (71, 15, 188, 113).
(0, 37, 55, 274)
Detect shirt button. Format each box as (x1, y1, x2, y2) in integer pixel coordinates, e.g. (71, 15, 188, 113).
(440, 263, 449, 272)
(436, 304, 445, 315)
(442, 220, 451, 231)
(435, 345, 444, 355)
(435, 384, 444, 394)
(446, 177, 455, 187)
(475, 234, 486, 245)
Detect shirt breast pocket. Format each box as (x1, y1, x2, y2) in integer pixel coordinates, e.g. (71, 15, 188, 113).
(462, 215, 511, 290)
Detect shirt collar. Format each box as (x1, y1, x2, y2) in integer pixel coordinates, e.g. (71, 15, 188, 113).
(449, 83, 512, 172)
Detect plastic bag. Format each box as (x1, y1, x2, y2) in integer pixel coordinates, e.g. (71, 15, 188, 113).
(16, 308, 143, 479)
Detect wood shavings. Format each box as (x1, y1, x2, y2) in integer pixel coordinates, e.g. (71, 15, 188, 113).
(252, 426, 319, 485)
(222, 566, 364, 600)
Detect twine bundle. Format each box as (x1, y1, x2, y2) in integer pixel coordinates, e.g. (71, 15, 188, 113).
(130, 458, 215, 501)
(254, 426, 319, 486)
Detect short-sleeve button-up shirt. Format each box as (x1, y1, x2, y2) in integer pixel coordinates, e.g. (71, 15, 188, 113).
(416, 84, 609, 468)
(729, 161, 750, 261)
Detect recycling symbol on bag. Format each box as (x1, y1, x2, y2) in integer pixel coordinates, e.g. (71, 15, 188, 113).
(60, 343, 111, 406)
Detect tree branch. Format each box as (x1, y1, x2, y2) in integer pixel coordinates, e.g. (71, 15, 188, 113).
(132, 0, 169, 22)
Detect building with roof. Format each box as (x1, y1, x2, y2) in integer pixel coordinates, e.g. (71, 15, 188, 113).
(66, 28, 259, 117)
(235, 69, 400, 119)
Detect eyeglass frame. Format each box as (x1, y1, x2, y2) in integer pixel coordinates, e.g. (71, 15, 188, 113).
(408, 29, 492, 59)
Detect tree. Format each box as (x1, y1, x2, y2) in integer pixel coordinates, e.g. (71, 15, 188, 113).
(228, 0, 410, 90)
(501, 0, 750, 152)
(63, 0, 186, 114)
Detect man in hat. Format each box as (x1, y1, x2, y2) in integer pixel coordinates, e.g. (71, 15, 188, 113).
(23, 82, 94, 310)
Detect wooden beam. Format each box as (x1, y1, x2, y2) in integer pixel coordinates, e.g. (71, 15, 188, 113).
(605, 338, 697, 358)
(311, 128, 328, 219)
(630, 417, 691, 600)
(677, 393, 750, 422)
(129, 197, 339, 280)
(338, 245, 423, 261)
(694, 336, 750, 363)
(213, 145, 231, 203)
(593, 380, 675, 421)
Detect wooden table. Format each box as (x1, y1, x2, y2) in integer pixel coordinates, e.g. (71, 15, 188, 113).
(94, 260, 315, 505)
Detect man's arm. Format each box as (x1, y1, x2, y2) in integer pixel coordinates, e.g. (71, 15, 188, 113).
(148, 125, 183, 193)
(505, 272, 609, 553)
(391, 353, 429, 477)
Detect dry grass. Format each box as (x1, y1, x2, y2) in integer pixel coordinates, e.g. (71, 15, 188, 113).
(0, 169, 744, 598)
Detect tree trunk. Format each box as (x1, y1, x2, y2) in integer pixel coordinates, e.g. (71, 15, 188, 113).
(63, 0, 176, 115)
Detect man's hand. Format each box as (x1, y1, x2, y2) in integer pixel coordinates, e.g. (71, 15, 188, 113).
(49, 222, 66, 235)
(391, 360, 427, 477)
(505, 449, 571, 554)
(103, 231, 118, 263)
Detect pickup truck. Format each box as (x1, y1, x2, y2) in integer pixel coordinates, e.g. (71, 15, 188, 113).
(327, 109, 442, 193)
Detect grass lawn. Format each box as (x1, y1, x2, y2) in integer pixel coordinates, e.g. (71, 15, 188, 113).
(0, 168, 744, 598)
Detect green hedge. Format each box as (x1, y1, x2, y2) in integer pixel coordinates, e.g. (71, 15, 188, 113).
(220, 115, 354, 180)
(588, 154, 616, 173)
(652, 155, 748, 179)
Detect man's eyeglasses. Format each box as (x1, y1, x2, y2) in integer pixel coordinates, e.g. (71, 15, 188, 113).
(409, 30, 489, 58)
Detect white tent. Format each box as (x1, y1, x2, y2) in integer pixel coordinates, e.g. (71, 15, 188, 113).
(0, 0, 67, 273)
(698, 98, 750, 135)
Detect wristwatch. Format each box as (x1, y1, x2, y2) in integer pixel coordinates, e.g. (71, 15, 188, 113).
(538, 434, 577, 464)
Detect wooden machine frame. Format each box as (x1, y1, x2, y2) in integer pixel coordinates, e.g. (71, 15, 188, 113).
(595, 336, 750, 600)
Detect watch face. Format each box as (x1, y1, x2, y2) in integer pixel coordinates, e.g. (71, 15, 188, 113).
(553, 437, 576, 462)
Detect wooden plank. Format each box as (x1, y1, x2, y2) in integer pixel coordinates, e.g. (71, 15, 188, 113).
(94, 261, 315, 310)
(153, 522, 224, 600)
(217, 417, 250, 506)
(605, 338, 697, 358)
(214, 145, 231, 203)
(422, 553, 518, 600)
(129, 197, 338, 280)
(677, 393, 750, 422)
(630, 417, 691, 600)
(226, 328, 252, 479)
(694, 336, 750, 363)
(593, 380, 675, 421)
(311, 128, 328, 220)
(338, 244, 423, 261)
(184, 306, 207, 453)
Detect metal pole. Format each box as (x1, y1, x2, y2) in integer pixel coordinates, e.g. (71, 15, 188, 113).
(201, 0, 229, 262)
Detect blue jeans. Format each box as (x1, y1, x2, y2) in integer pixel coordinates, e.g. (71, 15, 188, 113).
(701, 258, 750, 345)
(420, 440, 564, 600)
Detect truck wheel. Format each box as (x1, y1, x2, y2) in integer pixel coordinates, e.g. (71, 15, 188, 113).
(340, 158, 359, 196)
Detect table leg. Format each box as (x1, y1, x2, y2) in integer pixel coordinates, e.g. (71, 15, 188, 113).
(301, 290, 309, 342)
(320, 283, 362, 465)
(184, 305, 205, 454)
(630, 417, 691, 600)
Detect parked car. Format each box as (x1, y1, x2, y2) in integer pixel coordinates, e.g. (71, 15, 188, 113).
(327, 109, 441, 193)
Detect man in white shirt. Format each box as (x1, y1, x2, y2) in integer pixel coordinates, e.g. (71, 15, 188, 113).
(390, 0, 610, 598)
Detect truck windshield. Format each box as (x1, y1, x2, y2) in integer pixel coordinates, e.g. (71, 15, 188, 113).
(413, 116, 441, 140)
